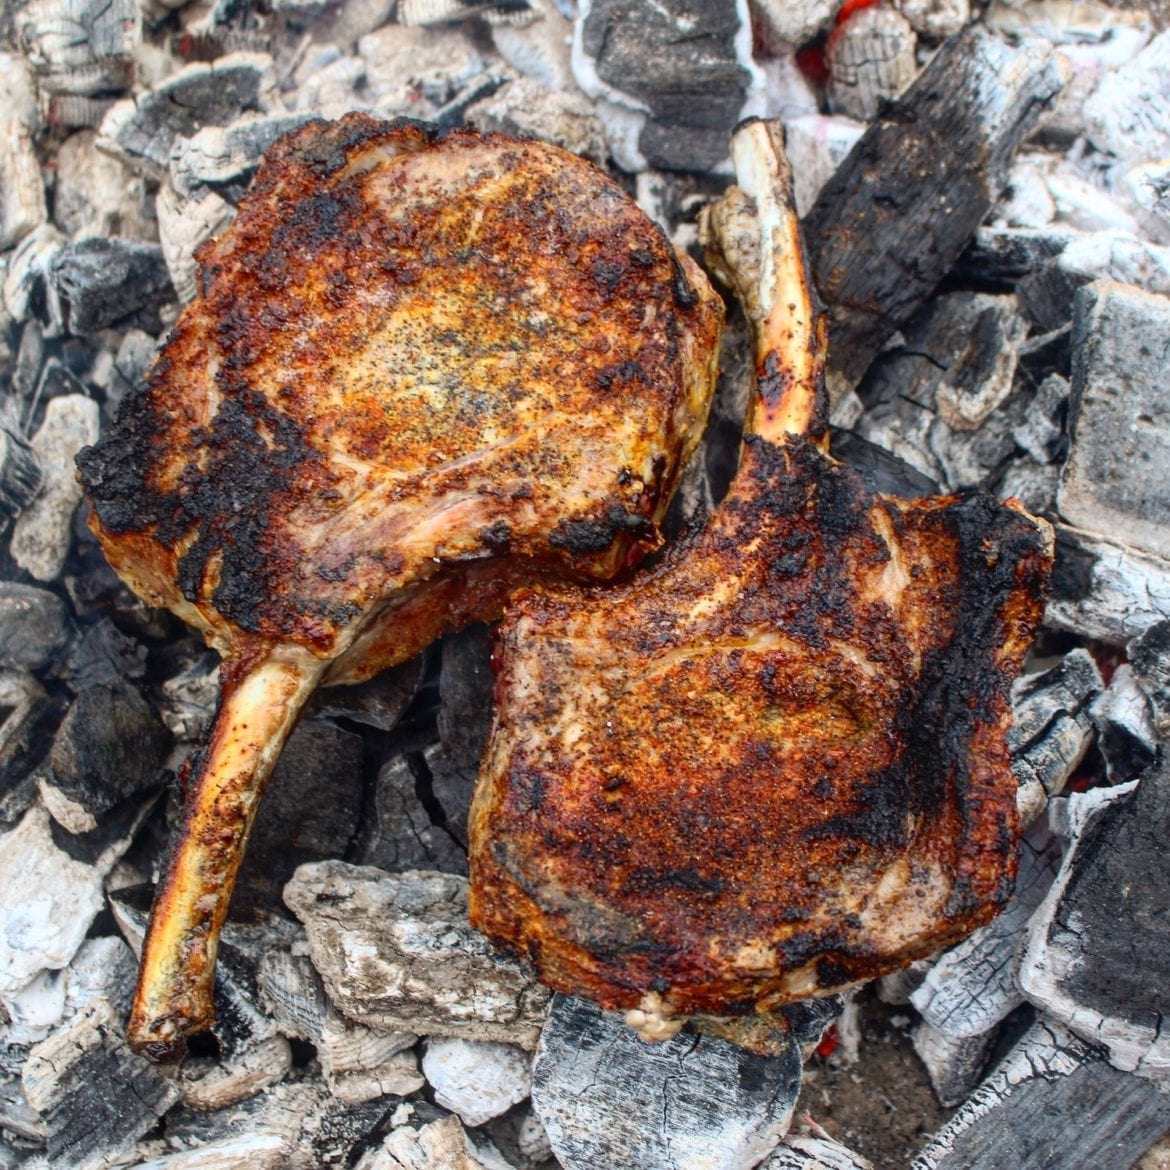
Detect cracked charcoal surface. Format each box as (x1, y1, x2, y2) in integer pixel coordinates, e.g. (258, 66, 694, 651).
(1021, 754, 1170, 1079)
(533, 994, 802, 1170)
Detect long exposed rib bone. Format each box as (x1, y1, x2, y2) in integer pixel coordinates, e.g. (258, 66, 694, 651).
(129, 648, 324, 1060)
(699, 119, 828, 446)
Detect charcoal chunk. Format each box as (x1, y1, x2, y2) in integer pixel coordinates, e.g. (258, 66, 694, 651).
(804, 29, 1063, 397)
(40, 678, 171, 835)
(533, 994, 802, 1170)
(913, 1019, 1170, 1169)
(233, 718, 365, 918)
(52, 238, 173, 335)
(1020, 755, 1170, 1079)
(1058, 281, 1170, 560)
(0, 582, 74, 674)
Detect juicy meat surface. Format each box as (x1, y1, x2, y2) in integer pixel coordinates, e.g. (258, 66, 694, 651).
(74, 113, 722, 1060)
(79, 115, 722, 674)
(468, 119, 1053, 1025)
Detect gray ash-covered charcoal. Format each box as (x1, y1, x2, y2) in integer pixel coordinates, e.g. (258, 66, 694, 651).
(532, 994, 803, 1170)
(232, 718, 365, 918)
(97, 53, 275, 179)
(0, 409, 42, 521)
(1008, 648, 1102, 815)
(1020, 754, 1170, 1080)
(15, 0, 139, 103)
(1091, 665, 1158, 784)
(912, 1022, 996, 1110)
(3, 223, 65, 331)
(575, 0, 756, 173)
(161, 1077, 393, 1168)
(1011, 372, 1069, 466)
(422, 1036, 530, 1127)
(0, 581, 74, 673)
(38, 677, 171, 835)
(1128, 618, 1170, 733)
(912, 1019, 1170, 1169)
(1046, 526, 1170, 646)
(284, 862, 550, 1047)
(911, 821, 1063, 1041)
(63, 617, 147, 689)
(21, 997, 181, 1168)
(1058, 281, 1170, 561)
(11, 392, 100, 582)
(825, 5, 918, 123)
(308, 656, 422, 731)
(168, 112, 317, 201)
(804, 29, 1063, 400)
(763, 1132, 874, 1170)
(0, 670, 64, 826)
(51, 239, 172, 336)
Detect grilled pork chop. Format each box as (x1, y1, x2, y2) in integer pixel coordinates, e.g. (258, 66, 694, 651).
(468, 120, 1053, 1033)
(76, 113, 723, 1060)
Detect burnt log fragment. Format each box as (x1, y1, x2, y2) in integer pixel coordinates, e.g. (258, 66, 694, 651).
(20, 998, 180, 1169)
(1020, 754, 1170, 1079)
(0, 582, 74, 674)
(0, 671, 64, 827)
(51, 238, 173, 336)
(38, 677, 171, 835)
(912, 1019, 1170, 1169)
(1058, 281, 1170, 562)
(532, 993, 803, 1170)
(803, 28, 1063, 399)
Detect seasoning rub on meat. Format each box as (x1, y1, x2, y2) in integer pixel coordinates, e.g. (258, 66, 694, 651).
(76, 113, 723, 1061)
(469, 120, 1053, 1037)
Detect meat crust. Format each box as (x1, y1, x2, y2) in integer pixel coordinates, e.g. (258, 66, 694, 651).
(470, 435, 1052, 1014)
(78, 113, 723, 674)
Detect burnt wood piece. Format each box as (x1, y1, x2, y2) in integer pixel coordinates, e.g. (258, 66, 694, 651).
(1127, 618, 1170, 734)
(0, 582, 75, 674)
(1020, 754, 1170, 1079)
(20, 998, 181, 1169)
(38, 678, 171, 836)
(0, 411, 41, 520)
(232, 718, 364, 918)
(1090, 665, 1158, 785)
(1008, 649, 1102, 819)
(532, 993, 803, 1170)
(0, 671, 64, 827)
(1058, 281, 1170, 561)
(803, 27, 1063, 397)
(912, 1019, 1170, 1169)
(353, 752, 468, 876)
(1046, 525, 1170, 646)
(283, 862, 551, 1047)
(427, 623, 495, 847)
(911, 820, 1063, 1040)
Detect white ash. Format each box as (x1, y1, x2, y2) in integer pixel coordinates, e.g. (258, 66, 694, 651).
(825, 5, 918, 124)
(422, 1038, 530, 1128)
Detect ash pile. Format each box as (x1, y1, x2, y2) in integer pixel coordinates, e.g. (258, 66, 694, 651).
(3, 1, 1170, 1168)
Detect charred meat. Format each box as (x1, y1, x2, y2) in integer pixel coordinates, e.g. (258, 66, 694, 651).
(468, 120, 1053, 1031)
(76, 113, 723, 1060)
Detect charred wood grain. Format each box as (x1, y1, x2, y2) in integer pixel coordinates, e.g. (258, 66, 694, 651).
(803, 28, 1063, 397)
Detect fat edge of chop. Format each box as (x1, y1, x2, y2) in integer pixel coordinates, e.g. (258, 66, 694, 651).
(467, 118, 1055, 1040)
(73, 112, 725, 1062)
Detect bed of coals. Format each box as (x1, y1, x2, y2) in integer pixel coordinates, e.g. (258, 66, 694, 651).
(3, 0, 1170, 1167)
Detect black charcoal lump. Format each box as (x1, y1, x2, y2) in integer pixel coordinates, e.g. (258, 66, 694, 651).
(51, 239, 173, 336)
(575, 0, 756, 173)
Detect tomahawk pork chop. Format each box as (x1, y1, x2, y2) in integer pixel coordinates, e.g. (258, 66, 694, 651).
(469, 120, 1053, 1033)
(76, 113, 723, 1060)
